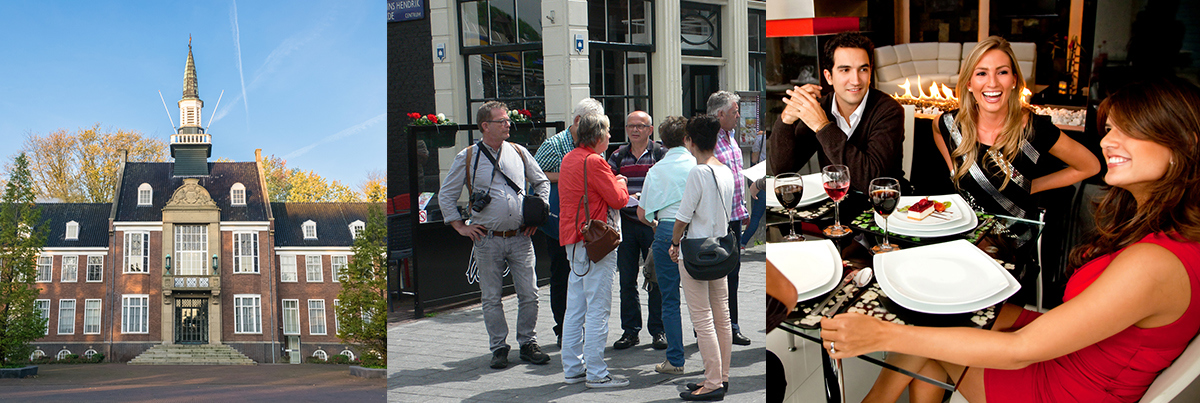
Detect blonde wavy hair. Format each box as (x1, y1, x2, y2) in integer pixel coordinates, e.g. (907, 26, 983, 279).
(951, 36, 1032, 191)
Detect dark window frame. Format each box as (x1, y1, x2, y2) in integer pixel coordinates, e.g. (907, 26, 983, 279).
(681, 1, 721, 57)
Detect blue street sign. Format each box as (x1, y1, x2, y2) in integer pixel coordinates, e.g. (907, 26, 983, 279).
(388, 0, 424, 23)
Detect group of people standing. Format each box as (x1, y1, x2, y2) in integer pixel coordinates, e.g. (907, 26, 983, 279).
(438, 91, 758, 400)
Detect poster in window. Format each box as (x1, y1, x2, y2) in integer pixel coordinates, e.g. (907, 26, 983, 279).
(736, 91, 762, 145)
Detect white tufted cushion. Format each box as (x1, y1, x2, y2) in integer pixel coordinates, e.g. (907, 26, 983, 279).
(914, 60, 940, 75)
(899, 61, 917, 77)
(877, 64, 903, 83)
(875, 46, 898, 67)
(938, 43, 961, 60)
(907, 42, 940, 61)
(939, 60, 960, 75)
(894, 44, 912, 63)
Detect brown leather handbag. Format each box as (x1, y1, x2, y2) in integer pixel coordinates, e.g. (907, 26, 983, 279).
(577, 156, 621, 266)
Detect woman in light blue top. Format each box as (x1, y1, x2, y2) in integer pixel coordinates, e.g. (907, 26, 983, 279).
(638, 116, 695, 375)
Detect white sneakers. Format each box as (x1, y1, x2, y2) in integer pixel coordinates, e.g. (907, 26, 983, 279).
(655, 360, 685, 375)
(585, 375, 630, 388)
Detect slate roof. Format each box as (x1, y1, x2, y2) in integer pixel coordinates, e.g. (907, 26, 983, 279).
(271, 202, 381, 247)
(114, 162, 269, 222)
(37, 203, 112, 247)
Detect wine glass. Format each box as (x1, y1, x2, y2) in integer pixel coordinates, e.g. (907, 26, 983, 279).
(773, 173, 805, 241)
(870, 177, 901, 253)
(821, 165, 852, 238)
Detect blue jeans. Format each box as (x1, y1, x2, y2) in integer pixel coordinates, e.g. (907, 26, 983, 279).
(741, 188, 766, 246)
(652, 220, 685, 367)
(562, 241, 616, 381)
(618, 217, 663, 337)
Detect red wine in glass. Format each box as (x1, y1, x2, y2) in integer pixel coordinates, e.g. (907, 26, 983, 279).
(823, 183, 848, 202)
(773, 173, 805, 241)
(822, 164, 852, 238)
(870, 177, 901, 253)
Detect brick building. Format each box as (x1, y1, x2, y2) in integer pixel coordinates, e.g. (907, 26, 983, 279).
(28, 43, 379, 364)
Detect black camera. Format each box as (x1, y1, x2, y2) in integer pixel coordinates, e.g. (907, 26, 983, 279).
(471, 191, 492, 213)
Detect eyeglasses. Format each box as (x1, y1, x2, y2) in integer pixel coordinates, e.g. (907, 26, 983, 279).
(483, 119, 512, 125)
(626, 124, 651, 130)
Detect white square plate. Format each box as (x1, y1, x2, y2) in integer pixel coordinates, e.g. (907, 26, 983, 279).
(767, 239, 843, 303)
(874, 240, 1020, 314)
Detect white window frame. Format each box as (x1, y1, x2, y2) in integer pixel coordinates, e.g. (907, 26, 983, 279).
(280, 255, 297, 282)
(313, 350, 328, 361)
(234, 294, 262, 334)
(174, 225, 208, 276)
(30, 350, 45, 361)
(333, 299, 340, 335)
(84, 349, 98, 359)
(305, 255, 323, 282)
(348, 220, 365, 239)
(36, 256, 52, 282)
(58, 299, 76, 335)
(282, 299, 300, 335)
(331, 255, 347, 283)
(83, 299, 101, 334)
(61, 255, 78, 282)
(35, 299, 50, 336)
(308, 299, 327, 335)
(302, 220, 317, 239)
(231, 183, 246, 206)
(86, 255, 103, 282)
(233, 232, 259, 274)
(122, 295, 149, 334)
(137, 183, 152, 206)
(65, 220, 79, 240)
(341, 350, 355, 360)
(57, 349, 73, 360)
(124, 232, 150, 274)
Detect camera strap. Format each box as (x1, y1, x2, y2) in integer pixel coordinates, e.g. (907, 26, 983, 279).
(476, 142, 524, 196)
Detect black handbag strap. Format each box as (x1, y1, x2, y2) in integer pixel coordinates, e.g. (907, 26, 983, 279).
(685, 165, 731, 239)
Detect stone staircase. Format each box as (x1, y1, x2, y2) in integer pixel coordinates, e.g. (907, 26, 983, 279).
(128, 344, 256, 365)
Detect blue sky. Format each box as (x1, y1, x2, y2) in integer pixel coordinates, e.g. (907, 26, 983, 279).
(0, 1, 384, 186)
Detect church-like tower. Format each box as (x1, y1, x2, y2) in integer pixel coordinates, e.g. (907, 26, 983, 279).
(170, 37, 212, 176)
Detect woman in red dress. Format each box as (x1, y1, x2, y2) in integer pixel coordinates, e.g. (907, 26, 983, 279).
(822, 76, 1200, 403)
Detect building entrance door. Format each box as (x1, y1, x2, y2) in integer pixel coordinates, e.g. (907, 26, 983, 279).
(286, 336, 301, 364)
(175, 298, 208, 344)
(683, 65, 720, 118)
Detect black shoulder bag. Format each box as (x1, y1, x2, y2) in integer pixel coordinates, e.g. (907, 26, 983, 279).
(476, 142, 550, 229)
(681, 165, 739, 281)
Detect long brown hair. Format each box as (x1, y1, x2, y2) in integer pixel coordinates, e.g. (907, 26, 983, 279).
(951, 36, 1031, 191)
(1068, 77, 1200, 271)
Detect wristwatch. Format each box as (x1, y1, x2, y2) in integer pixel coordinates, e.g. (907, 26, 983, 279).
(671, 241, 680, 247)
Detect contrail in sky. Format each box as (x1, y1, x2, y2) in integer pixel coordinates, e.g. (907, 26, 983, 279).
(283, 113, 386, 159)
(230, 0, 249, 125)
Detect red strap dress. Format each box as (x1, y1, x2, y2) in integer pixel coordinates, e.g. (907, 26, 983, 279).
(985, 232, 1200, 403)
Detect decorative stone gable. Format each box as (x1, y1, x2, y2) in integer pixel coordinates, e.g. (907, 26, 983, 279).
(166, 178, 217, 208)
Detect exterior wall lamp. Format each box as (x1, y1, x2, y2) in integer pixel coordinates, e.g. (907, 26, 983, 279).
(165, 254, 172, 275)
(212, 254, 219, 275)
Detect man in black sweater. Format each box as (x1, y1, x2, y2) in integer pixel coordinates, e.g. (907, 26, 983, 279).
(768, 32, 905, 192)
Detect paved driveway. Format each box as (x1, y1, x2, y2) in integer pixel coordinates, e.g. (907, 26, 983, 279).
(0, 363, 385, 402)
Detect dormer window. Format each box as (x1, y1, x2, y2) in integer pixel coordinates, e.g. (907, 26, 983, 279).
(348, 220, 365, 239)
(231, 183, 246, 206)
(303, 220, 317, 239)
(65, 221, 79, 240)
(137, 183, 152, 206)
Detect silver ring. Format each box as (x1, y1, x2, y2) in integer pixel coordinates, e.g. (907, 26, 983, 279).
(830, 341, 836, 354)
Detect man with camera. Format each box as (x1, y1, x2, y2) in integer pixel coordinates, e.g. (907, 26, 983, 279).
(437, 101, 552, 369)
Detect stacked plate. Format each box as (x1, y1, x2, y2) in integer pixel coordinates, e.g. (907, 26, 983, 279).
(765, 173, 830, 209)
(766, 240, 842, 303)
(874, 194, 977, 238)
(873, 240, 1020, 314)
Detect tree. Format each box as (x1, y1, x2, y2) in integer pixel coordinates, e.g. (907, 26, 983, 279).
(257, 153, 365, 203)
(0, 154, 48, 367)
(17, 124, 167, 203)
(360, 170, 387, 203)
(336, 205, 387, 368)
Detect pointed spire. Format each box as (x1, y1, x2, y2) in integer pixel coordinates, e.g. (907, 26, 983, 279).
(183, 36, 199, 100)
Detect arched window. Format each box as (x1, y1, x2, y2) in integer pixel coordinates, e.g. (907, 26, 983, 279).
(340, 349, 355, 361)
(30, 349, 45, 361)
(66, 221, 79, 240)
(84, 349, 98, 359)
(56, 349, 72, 360)
(313, 350, 328, 361)
(303, 220, 317, 239)
(231, 183, 246, 206)
(137, 183, 153, 206)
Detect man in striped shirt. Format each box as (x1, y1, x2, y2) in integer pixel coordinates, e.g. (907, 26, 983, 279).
(608, 110, 668, 350)
(707, 91, 752, 346)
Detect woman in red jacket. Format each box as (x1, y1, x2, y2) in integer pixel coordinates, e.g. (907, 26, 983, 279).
(558, 113, 630, 389)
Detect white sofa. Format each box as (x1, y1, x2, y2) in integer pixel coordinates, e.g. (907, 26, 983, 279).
(874, 42, 1037, 96)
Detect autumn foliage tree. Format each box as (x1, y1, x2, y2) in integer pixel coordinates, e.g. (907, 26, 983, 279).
(257, 154, 366, 203)
(0, 154, 48, 367)
(360, 170, 387, 203)
(17, 124, 167, 203)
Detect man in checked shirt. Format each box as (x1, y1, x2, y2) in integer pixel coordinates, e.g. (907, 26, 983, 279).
(705, 91, 752, 346)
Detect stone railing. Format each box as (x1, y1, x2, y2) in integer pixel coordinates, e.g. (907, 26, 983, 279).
(171, 134, 211, 144)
